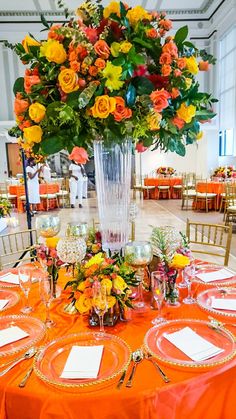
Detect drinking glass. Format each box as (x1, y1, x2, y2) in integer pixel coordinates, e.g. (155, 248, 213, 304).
(39, 275, 55, 327)
(92, 282, 108, 334)
(151, 271, 166, 324)
(18, 266, 34, 313)
(183, 266, 196, 304)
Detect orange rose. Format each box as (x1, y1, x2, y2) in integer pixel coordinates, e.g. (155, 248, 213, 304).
(14, 93, 29, 115)
(68, 146, 89, 164)
(19, 120, 32, 131)
(95, 58, 106, 69)
(48, 25, 64, 42)
(69, 51, 77, 62)
(94, 40, 110, 59)
(146, 28, 158, 39)
(199, 60, 211, 71)
(88, 66, 98, 77)
(174, 69, 182, 77)
(159, 52, 172, 65)
(177, 57, 186, 70)
(24, 71, 41, 94)
(159, 19, 172, 31)
(70, 61, 81, 72)
(171, 87, 180, 99)
(162, 41, 178, 58)
(172, 116, 185, 130)
(161, 64, 171, 77)
(150, 89, 171, 113)
(112, 97, 132, 122)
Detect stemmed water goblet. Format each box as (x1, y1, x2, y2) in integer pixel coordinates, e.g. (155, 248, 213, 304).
(39, 275, 55, 327)
(18, 265, 34, 314)
(183, 265, 196, 304)
(92, 281, 108, 335)
(124, 241, 153, 311)
(151, 271, 166, 324)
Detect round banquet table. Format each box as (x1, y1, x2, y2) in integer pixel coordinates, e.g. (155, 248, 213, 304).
(8, 183, 60, 213)
(144, 178, 182, 199)
(0, 268, 236, 419)
(196, 182, 226, 210)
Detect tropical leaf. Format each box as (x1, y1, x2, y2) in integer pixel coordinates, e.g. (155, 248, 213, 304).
(174, 26, 188, 46)
(13, 77, 25, 95)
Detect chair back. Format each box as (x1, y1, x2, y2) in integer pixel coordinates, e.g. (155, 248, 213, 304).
(0, 229, 38, 269)
(186, 218, 232, 266)
(225, 182, 236, 208)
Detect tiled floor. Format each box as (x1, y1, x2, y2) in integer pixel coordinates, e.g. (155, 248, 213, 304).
(3, 195, 236, 269)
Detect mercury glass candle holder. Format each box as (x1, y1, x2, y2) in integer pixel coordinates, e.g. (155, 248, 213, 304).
(66, 222, 88, 239)
(35, 215, 61, 238)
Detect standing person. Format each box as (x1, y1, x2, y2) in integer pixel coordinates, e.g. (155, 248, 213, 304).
(26, 157, 42, 215)
(81, 164, 88, 199)
(69, 161, 85, 208)
(41, 161, 51, 183)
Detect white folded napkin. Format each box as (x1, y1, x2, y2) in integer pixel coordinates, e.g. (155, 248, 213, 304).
(0, 273, 19, 285)
(0, 326, 29, 348)
(0, 300, 9, 310)
(211, 298, 236, 311)
(60, 345, 104, 379)
(163, 326, 224, 362)
(196, 268, 234, 283)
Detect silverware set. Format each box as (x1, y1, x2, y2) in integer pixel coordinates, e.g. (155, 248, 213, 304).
(0, 346, 37, 387)
(117, 348, 170, 389)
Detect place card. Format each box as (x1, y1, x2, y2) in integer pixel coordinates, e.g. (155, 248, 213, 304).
(211, 298, 236, 311)
(60, 345, 104, 379)
(0, 273, 19, 285)
(196, 268, 234, 283)
(0, 300, 9, 310)
(0, 326, 29, 348)
(163, 326, 224, 361)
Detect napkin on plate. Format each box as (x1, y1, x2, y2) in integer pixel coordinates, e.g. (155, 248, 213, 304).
(211, 298, 236, 311)
(0, 273, 19, 285)
(60, 345, 104, 379)
(0, 300, 9, 310)
(0, 326, 29, 348)
(163, 326, 224, 362)
(196, 268, 234, 283)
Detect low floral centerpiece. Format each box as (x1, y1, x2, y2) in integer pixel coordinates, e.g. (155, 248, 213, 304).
(64, 252, 137, 324)
(150, 226, 191, 304)
(0, 197, 11, 218)
(213, 166, 236, 179)
(156, 166, 175, 176)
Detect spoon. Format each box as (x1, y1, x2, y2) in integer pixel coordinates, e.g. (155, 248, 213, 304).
(145, 352, 170, 383)
(18, 366, 34, 388)
(126, 349, 143, 388)
(0, 347, 36, 377)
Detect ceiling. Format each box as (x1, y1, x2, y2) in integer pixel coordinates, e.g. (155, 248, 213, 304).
(0, 0, 224, 18)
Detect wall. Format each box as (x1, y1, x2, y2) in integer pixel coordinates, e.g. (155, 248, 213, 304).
(0, 121, 18, 180)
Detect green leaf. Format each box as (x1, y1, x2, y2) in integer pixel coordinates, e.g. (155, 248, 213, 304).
(133, 54, 145, 65)
(183, 41, 196, 49)
(174, 26, 188, 45)
(66, 91, 80, 108)
(120, 1, 126, 18)
(132, 77, 154, 95)
(196, 110, 216, 120)
(112, 56, 126, 66)
(142, 135, 154, 147)
(41, 135, 64, 154)
(133, 37, 153, 50)
(126, 84, 136, 107)
(13, 77, 25, 95)
(40, 13, 50, 29)
(175, 141, 186, 156)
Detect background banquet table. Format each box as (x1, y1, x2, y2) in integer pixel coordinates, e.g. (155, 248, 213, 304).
(0, 269, 236, 419)
(144, 178, 182, 199)
(8, 184, 60, 212)
(196, 181, 225, 210)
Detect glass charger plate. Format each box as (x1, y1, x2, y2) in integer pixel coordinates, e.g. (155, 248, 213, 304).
(197, 288, 236, 318)
(0, 289, 20, 311)
(34, 332, 132, 391)
(0, 315, 46, 358)
(143, 319, 236, 371)
(193, 265, 236, 287)
(0, 269, 19, 288)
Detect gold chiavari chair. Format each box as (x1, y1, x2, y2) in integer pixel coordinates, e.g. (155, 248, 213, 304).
(56, 177, 70, 208)
(40, 183, 59, 211)
(0, 229, 38, 270)
(193, 179, 217, 212)
(186, 218, 232, 266)
(224, 182, 236, 225)
(181, 174, 197, 210)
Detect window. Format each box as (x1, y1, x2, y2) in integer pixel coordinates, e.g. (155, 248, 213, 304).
(219, 129, 234, 156)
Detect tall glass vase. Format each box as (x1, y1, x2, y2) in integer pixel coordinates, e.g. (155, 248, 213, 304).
(93, 139, 132, 253)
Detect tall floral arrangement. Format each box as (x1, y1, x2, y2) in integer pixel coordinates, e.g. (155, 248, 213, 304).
(213, 166, 236, 179)
(8, 0, 216, 157)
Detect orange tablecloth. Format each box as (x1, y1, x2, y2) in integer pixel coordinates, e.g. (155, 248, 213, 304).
(0, 268, 236, 419)
(9, 183, 60, 212)
(144, 178, 182, 199)
(196, 182, 225, 210)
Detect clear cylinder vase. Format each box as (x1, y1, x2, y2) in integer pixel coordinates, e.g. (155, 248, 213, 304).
(93, 139, 132, 253)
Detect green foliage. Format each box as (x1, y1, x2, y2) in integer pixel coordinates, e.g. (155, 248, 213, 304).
(13, 77, 25, 95)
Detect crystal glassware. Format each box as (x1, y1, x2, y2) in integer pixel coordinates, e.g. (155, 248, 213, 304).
(151, 271, 166, 324)
(35, 215, 61, 238)
(124, 241, 153, 311)
(92, 281, 108, 334)
(18, 266, 34, 314)
(182, 266, 196, 304)
(39, 275, 55, 328)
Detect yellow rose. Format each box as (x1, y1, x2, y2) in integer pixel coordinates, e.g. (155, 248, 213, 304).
(75, 294, 92, 314)
(45, 237, 60, 249)
(113, 275, 127, 292)
(103, 1, 120, 19)
(40, 39, 67, 64)
(85, 253, 104, 268)
(107, 296, 116, 309)
(111, 42, 120, 57)
(170, 254, 190, 269)
(196, 131, 203, 140)
(29, 102, 46, 123)
(77, 281, 87, 292)
(185, 77, 192, 90)
(100, 278, 113, 295)
(126, 6, 151, 27)
(176, 103, 196, 123)
(58, 68, 79, 94)
(119, 41, 132, 54)
(91, 95, 116, 118)
(147, 112, 162, 131)
(185, 56, 199, 75)
(22, 35, 41, 53)
(23, 125, 43, 144)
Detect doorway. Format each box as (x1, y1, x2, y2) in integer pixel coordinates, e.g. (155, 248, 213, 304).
(6, 143, 21, 177)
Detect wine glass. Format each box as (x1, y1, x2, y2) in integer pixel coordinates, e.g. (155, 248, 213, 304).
(151, 271, 166, 324)
(92, 282, 107, 335)
(39, 275, 55, 327)
(183, 266, 196, 304)
(124, 241, 153, 311)
(18, 265, 34, 313)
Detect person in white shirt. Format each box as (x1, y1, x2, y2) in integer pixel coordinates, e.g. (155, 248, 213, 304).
(69, 161, 86, 208)
(26, 158, 42, 214)
(41, 162, 51, 183)
(81, 164, 88, 199)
